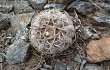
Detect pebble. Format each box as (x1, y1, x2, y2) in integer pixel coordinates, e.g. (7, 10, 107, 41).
(6, 39, 30, 64)
(14, 1, 33, 14)
(27, 0, 47, 10)
(44, 4, 65, 10)
(86, 37, 110, 63)
(96, 3, 110, 13)
(92, 12, 110, 27)
(83, 64, 103, 70)
(54, 60, 66, 70)
(52, 0, 73, 5)
(0, 1, 13, 13)
(10, 12, 35, 31)
(80, 27, 93, 40)
(67, 1, 94, 15)
(67, 64, 74, 70)
(74, 54, 82, 63)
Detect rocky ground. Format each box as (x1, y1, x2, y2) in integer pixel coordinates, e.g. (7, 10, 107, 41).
(0, 0, 110, 70)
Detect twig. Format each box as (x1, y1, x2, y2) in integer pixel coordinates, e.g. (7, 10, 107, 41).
(88, 0, 104, 12)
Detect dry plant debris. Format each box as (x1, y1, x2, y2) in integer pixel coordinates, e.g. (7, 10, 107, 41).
(30, 9, 76, 55)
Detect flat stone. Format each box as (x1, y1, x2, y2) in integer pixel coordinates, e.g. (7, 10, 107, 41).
(14, 1, 33, 14)
(86, 37, 110, 63)
(74, 54, 82, 63)
(52, 0, 73, 5)
(92, 12, 110, 27)
(10, 12, 35, 31)
(67, 64, 74, 70)
(54, 60, 66, 70)
(80, 27, 93, 40)
(67, 1, 94, 15)
(0, 1, 13, 13)
(83, 64, 103, 70)
(6, 39, 30, 64)
(44, 4, 65, 10)
(96, 3, 110, 13)
(27, 0, 47, 10)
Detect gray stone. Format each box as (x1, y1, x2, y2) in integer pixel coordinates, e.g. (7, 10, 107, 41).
(52, 0, 73, 5)
(54, 60, 66, 70)
(14, 1, 33, 14)
(27, 0, 47, 10)
(83, 64, 103, 70)
(44, 64, 52, 69)
(67, 64, 74, 70)
(92, 12, 110, 27)
(0, 1, 13, 13)
(74, 50, 85, 63)
(15, 28, 29, 42)
(6, 39, 30, 64)
(74, 54, 82, 63)
(96, 3, 110, 13)
(44, 4, 65, 10)
(80, 27, 93, 40)
(10, 12, 35, 31)
(67, 1, 94, 15)
(0, 13, 10, 30)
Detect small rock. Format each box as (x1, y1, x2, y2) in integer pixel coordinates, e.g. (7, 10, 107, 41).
(10, 12, 35, 31)
(15, 28, 29, 41)
(67, 1, 94, 15)
(0, 13, 10, 30)
(74, 54, 82, 63)
(96, 3, 110, 13)
(54, 60, 66, 70)
(44, 64, 52, 69)
(44, 4, 65, 10)
(92, 12, 110, 27)
(0, 1, 13, 13)
(86, 37, 110, 63)
(6, 39, 30, 64)
(27, 0, 47, 10)
(14, 1, 33, 14)
(52, 0, 73, 5)
(74, 50, 85, 63)
(80, 27, 93, 40)
(67, 64, 74, 70)
(83, 64, 103, 70)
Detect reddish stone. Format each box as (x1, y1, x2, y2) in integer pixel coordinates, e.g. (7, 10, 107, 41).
(86, 37, 110, 63)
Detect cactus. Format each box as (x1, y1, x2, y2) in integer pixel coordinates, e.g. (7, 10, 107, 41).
(30, 9, 76, 55)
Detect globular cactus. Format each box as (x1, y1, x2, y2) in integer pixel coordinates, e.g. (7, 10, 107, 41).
(30, 9, 76, 55)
